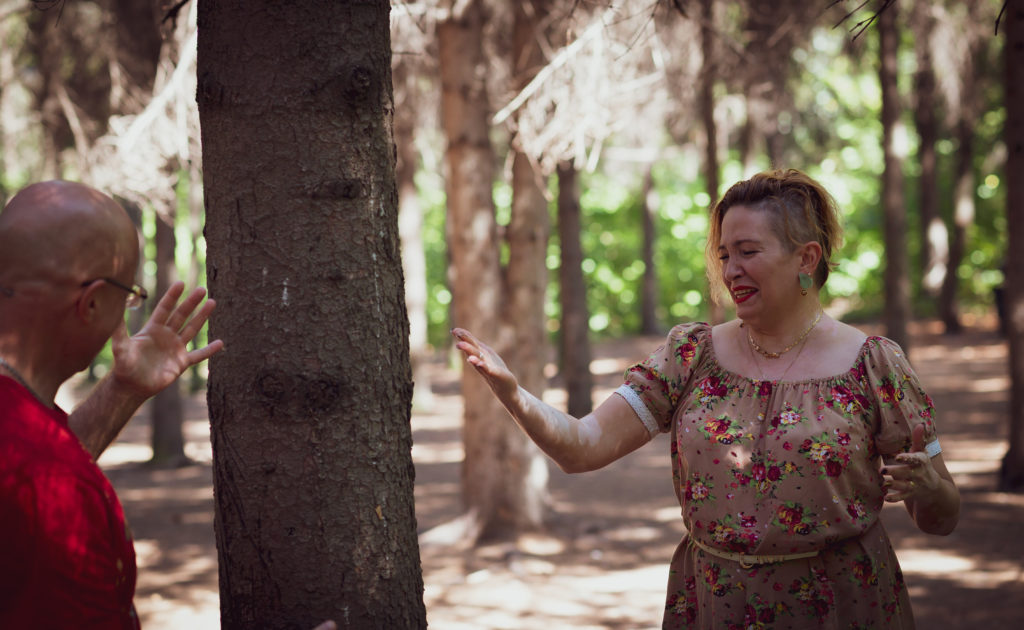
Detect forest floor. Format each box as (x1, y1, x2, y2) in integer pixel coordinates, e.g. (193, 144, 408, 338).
(87, 316, 1024, 629)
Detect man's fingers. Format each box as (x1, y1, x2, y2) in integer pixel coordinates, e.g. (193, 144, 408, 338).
(147, 281, 187, 326)
(177, 299, 216, 343)
(165, 287, 209, 332)
(186, 340, 225, 366)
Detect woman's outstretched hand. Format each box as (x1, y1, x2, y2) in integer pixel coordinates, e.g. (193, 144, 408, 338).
(451, 327, 518, 402)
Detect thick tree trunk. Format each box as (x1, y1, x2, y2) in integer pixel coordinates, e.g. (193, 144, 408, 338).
(198, 2, 425, 627)
(150, 205, 186, 466)
(641, 167, 660, 335)
(557, 162, 593, 418)
(500, 0, 555, 530)
(999, 0, 1024, 492)
(439, 0, 544, 542)
(879, 5, 911, 352)
(700, 0, 724, 324)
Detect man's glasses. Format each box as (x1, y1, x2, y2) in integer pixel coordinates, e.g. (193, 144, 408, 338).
(81, 277, 148, 309)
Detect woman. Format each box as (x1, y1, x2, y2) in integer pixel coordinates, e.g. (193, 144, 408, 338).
(452, 169, 960, 629)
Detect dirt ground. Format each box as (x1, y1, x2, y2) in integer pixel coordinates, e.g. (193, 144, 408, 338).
(88, 317, 1023, 629)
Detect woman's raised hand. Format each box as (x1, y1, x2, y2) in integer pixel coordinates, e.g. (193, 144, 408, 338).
(451, 328, 519, 402)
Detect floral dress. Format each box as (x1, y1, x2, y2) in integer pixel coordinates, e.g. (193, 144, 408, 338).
(616, 322, 939, 629)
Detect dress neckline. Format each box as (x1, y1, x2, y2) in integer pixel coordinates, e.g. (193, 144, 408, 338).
(704, 326, 878, 387)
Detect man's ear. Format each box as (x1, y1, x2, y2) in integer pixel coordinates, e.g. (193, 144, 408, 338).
(75, 282, 102, 324)
(798, 241, 823, 274)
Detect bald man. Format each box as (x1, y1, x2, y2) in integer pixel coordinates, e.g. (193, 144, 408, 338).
(0, 181, 224, 628)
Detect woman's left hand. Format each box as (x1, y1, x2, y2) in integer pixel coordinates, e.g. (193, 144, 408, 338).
(880, 424, 943, 503)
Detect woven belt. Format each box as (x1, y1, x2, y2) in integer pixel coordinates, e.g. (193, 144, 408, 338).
(689, 536, 819, 569)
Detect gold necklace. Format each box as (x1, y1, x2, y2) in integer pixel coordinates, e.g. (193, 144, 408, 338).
(745, 321, 814, 382)
(746, 310, 823, 359)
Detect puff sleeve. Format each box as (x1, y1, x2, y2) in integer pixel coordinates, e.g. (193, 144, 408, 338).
(615, 322, 711, 438)
(860, 336, 941, 459)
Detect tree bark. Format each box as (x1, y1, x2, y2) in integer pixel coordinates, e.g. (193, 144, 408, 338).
(879, 4, 911, 352)
(556, 162, 593, 418)
(503, 0, 553, 528)
(198, 2, 425, 627)
(439, 0, 545, 542)
(999, 0, 1024, 492)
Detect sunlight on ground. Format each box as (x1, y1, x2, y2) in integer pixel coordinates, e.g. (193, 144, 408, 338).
(897, 549, 1023, 589)
(424, 563, 666, 630)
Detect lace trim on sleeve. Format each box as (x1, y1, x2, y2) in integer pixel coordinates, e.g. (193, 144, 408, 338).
(614, 384, 661, 437)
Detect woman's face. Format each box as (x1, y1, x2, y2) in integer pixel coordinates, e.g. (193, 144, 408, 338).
(717, 204, 804, 325)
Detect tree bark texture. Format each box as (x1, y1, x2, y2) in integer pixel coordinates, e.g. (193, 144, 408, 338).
(439, 0, 546, 541)
(198, 2, 425, 628)
(879, 5, 911, 352)
(557, 162, 593, 418)
(1000, 0, 1024, 492)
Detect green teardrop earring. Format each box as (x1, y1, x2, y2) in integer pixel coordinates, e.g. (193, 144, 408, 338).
(798, 272, 813, 296)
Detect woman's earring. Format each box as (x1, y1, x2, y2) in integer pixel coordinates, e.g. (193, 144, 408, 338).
(798, 272, 813, 296)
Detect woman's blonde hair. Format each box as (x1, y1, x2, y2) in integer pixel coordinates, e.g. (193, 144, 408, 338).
(705, 169, 843, 303)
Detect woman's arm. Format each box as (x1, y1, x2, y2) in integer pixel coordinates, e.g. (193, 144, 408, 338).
(452, 328, 651, 473)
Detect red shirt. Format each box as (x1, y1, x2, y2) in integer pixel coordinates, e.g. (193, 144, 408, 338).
(0, 375, 139, 629)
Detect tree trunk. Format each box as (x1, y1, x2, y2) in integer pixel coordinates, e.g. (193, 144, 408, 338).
(912, 1, 944, 298)
(557, 162, 593, 418)
(879, 4, 911, 352)
(999, 0, 1024, 492)
(640, 166, 660, 335)
(26, 11, 63, 179)
(198, 2, 425, 627)
(150, 204, 187, 466)
(439, 0, 543, 542)
(939, 119, 975, 334)
(699, 0, 724, 324)
(502, 0, 553, 528)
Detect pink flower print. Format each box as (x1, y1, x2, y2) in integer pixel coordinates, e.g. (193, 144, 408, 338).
(877, 376, 905, 406)
(705, 417, 730, 435)
(676, 341, 696, 365)
(741, 514, 757, 528)
(767, 465, 782, 481)
(835, 431, 851, 446)
(825, 460, 842, 477)
(757, 380, 773, 398)
(698, 376, 729, 404)
(752, 463, 767, 481)
(846, 499, 867, 521)
(776, 504, 804, 527)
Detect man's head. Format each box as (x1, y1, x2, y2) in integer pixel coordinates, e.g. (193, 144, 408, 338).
(0, 181, 141, 378)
